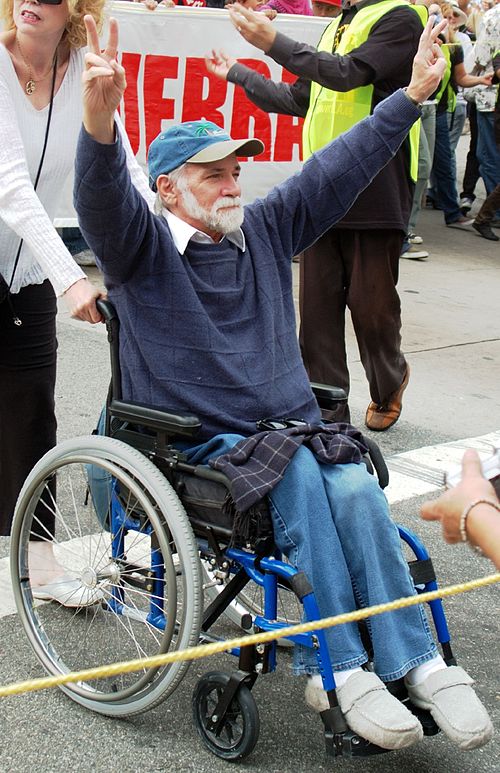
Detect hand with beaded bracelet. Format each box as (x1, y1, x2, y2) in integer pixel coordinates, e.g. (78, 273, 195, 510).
(421, 449, 500, 570)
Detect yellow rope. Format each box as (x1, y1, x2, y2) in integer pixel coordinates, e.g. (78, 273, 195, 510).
(0, 572, 498, 699)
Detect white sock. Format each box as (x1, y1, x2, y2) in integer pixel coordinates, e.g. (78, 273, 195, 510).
(310, 666, 363, 691)
(405, 654, 447, 686)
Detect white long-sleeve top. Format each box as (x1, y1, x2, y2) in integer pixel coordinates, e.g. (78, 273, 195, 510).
(0, 44, 154, 296)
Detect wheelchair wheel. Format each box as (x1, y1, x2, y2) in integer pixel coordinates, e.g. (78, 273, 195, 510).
(10, 435, 202, 717)
(192, 672, 260, 760)
(202, 559, 302, 646)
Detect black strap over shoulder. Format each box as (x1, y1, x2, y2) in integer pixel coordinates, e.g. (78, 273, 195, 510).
(0, 273, 9, 305)
(6, 55, 58, 326)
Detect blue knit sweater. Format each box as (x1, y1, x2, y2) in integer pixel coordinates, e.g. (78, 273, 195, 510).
(75, 90, 419, 440)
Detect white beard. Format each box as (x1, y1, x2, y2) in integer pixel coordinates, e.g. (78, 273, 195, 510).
(178, 181, 244, 235)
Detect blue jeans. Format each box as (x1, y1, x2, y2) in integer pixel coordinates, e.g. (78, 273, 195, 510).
(447, 101, 467, 189)
(183, 434, 437, 681)
(408, 103, 436, 235)
(432, 111, 462, 224)
(60, 227, 88, 256)
(476, 111, 500, 197)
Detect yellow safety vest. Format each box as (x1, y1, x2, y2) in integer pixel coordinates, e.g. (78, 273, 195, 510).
(302, 0, 427, 182)
(434, 44, 457, 113)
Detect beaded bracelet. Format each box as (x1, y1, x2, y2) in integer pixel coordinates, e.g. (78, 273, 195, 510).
(460, 498, 500, 554)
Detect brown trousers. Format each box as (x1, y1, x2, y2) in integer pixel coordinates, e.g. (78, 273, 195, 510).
(475, 184, 500, 224)
(299, 228, 407, 416)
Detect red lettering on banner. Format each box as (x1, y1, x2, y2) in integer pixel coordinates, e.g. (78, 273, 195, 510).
(143, 55, 179, 152)
(120, 53, 304, 164)
(121, 53, 141, 155)
(182, 59, 227, 125)
(275, 68, 304, 162)
(230, 60, 271, 162)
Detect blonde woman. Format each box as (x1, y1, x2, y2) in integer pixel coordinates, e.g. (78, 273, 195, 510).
(0, 0, 152, 602)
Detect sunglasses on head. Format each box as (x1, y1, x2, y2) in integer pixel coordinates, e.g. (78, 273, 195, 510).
(37, 0, 64, 4)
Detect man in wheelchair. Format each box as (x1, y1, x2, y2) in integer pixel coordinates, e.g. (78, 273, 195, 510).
(73, 15, 493, 753)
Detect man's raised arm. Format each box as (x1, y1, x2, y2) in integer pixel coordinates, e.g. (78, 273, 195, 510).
(248, 17, 448, 258)
(75, 16, 156, 282)
(82, 15, 125, 144)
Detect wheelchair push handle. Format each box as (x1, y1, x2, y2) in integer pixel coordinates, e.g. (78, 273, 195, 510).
(96, 297, 118, 323)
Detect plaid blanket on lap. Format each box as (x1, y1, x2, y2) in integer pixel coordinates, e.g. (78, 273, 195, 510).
(209, 423, 368, 513)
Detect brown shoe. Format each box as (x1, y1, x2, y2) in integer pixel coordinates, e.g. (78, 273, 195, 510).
(365, 366, 410, 432)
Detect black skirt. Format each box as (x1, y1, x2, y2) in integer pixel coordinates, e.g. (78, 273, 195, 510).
(0, 280, 57, 537)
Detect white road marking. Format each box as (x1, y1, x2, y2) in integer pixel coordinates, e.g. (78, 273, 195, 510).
(384, 430, 500, 504)
(1, 429, 499, 620)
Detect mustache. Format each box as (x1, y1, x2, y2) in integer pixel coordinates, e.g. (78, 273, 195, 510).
(213, 196, 242, 212)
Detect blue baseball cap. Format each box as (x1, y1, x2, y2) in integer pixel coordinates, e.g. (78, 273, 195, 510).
(147, 120, 264, 191)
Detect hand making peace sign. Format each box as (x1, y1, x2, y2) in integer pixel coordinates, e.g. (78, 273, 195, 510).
(405, 15, 448, 104)
(82, 15, 126, 139)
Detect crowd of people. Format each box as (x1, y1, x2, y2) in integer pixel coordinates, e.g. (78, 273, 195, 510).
(152, 0, 500, 250)
(0, 0, 498, 755)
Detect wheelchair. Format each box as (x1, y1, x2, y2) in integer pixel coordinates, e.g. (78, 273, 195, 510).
(10, 299, 457, 762)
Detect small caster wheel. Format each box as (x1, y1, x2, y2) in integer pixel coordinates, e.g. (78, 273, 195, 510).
(192, 672, 260, 760)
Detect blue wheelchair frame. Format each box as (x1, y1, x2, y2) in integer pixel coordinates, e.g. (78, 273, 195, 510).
(105, 462, 455, 759)
(96, 298, 456, 760)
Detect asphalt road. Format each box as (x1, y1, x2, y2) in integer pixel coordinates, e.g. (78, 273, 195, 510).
(0, 135, 499, 773)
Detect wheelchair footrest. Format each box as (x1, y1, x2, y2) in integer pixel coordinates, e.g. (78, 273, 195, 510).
(320, 705, 389, 758)
(323, 728, 390, 758)
(322, 701, 440, 758)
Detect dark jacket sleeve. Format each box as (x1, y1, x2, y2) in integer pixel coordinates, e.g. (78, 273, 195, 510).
(246, 89, 421, 259)
(228, 62, 310, 117)
(268, 8, 422, 93)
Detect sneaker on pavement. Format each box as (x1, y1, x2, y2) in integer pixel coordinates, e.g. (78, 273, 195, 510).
(405, 666, 493, 751)
(407, 232, 423, 244)
(304, 671, 423, 750)
(401, 246, 429, 260)
(472, 222, 499, 241)
(446, 216, 474, 230)
(459, 196, 473, 215)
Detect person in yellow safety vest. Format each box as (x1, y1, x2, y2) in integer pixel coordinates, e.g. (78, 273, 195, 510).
(428, 18, 492, 227)
(208, 0, 429, 431)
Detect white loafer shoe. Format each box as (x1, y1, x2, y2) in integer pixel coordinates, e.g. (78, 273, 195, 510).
(306, 671, 423, 750)
(406, 666, 493, 750)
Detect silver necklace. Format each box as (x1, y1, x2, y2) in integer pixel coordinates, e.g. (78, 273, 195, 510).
(16, 38, 56, 95)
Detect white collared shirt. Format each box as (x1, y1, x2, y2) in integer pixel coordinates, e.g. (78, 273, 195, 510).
(163, 208, 246, 254)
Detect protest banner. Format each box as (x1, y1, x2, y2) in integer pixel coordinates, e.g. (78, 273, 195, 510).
(55, 3, 328, 224)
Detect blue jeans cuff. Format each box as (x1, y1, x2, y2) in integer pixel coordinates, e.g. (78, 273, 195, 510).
(293, 652, 368, 676)
(376, 644, 439, 683)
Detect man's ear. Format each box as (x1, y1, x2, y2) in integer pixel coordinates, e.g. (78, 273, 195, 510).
(156, 174, 177, 208)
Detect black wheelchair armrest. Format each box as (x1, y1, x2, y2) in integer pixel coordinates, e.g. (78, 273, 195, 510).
(108, 398, 201, 438)
(311, 382, 348, 411)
